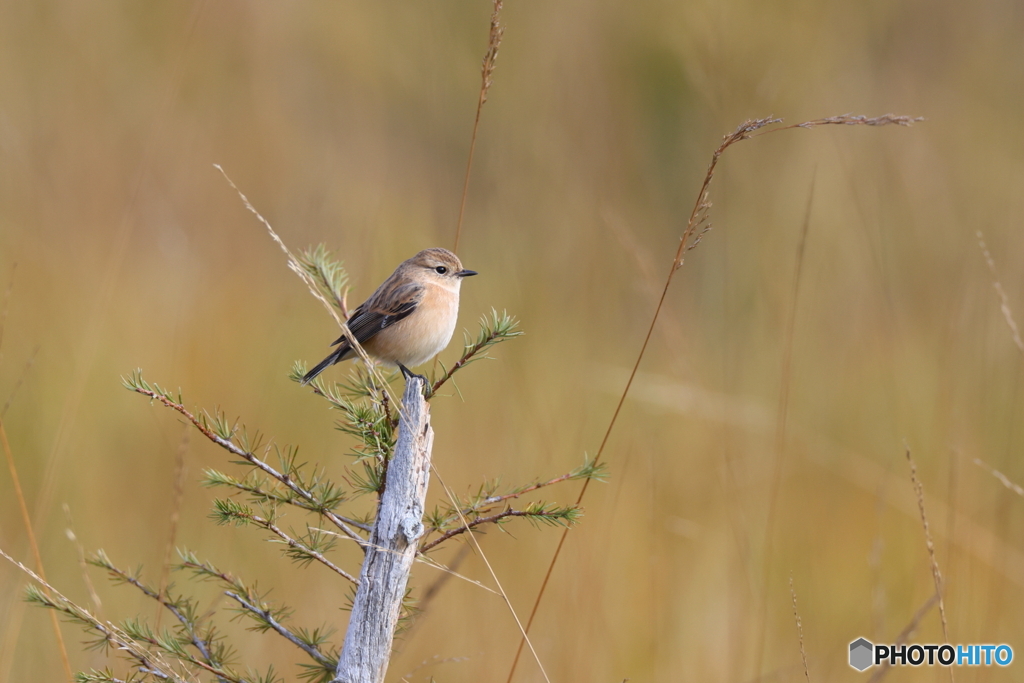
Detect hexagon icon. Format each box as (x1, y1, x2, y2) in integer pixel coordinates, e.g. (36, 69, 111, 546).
(849, 638, 874, 671)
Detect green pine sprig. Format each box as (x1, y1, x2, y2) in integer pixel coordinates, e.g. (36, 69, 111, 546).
(297, 244, 350, 316)
(429, 309, 522, 397)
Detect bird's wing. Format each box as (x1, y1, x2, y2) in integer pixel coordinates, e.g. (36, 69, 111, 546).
(330, 281, 423, 348)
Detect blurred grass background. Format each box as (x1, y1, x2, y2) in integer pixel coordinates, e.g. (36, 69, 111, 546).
(2, 0, 1023, 681)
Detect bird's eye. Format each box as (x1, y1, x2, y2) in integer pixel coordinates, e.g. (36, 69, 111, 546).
(434, 266, 448, 274)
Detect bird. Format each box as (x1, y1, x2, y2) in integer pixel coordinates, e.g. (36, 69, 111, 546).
(301, 248, 477, 385)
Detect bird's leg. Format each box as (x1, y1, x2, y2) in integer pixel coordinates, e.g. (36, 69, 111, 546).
(398, 363, 428, 385)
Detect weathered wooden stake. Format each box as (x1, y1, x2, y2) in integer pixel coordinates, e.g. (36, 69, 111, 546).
(334, 376, 433, 683)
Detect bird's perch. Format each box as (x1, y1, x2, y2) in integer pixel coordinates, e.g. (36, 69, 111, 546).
(334, 377, 433, 683)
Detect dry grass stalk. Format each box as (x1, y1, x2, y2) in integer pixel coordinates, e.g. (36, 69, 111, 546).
(0, 265, 73, 680)
(506, 113, 920, 682)
(0, 420, 73, 680)
(759, 113, 924, 133)
(976, 229, 1024, 357)
(156, 425, 190, 630)
(399, 654, 470, 682)
(431, 463, 552, 683)
(0, 547, 192, 682)
(789, 576, 811, 683)
(973, 457, 1024, 497)
(756, 179, 815, 677)
(214, 164, 401, 412)
(453, 0, 504, 255)
(0, 345, 39, 420)
(866, 592, 941, 683)
(0, 267, 41, 421)
(905, 445, 953, 682)
(62, 504, 104, 616)
(0, 263, 13, 355)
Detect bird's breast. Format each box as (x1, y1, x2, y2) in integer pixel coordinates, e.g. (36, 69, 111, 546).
(365, 287, 460, 367)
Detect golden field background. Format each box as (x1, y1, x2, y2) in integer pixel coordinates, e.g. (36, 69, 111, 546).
(2, 1, 1024, 681)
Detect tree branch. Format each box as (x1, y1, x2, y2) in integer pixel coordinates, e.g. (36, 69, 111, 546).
(225, 591, 335, 668)
(125, 374, 368, 547)
(420, 508, 568, 553)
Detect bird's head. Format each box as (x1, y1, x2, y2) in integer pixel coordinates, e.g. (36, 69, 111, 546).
(408, 248, 478, 288)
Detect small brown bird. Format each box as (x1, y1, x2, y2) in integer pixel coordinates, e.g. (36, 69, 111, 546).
(301, 248, 477, 384)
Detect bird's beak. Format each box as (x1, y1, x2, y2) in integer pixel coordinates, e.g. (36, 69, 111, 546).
(456, 269, 478, 278)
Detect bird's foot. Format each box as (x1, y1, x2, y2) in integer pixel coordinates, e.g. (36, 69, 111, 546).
(398, 363, 429, 385)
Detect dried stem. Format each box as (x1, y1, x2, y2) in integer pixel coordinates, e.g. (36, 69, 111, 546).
(431, 465, 552, 683)
(905, 444, 953, 683)
(156, 425, 189, 632)
(453, 0, 504, 255)
(62, 504, 104, 616)
(214, 164, 401, 413)
(866, 592, 940, 683)
(973, 457, 1024, 497)
(506, 113, 922, 681)
(755, 172, 815, 676)
(976, 229, 1024, 357)
(0, 417, 73, 680)
(0, 345, 39, 420)
(789, 576, 811, 683)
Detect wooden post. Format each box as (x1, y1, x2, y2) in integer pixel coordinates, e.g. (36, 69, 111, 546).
(334, 376, 433, 683)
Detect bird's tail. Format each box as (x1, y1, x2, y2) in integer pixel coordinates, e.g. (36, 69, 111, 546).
(301, 349, 343, 385)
